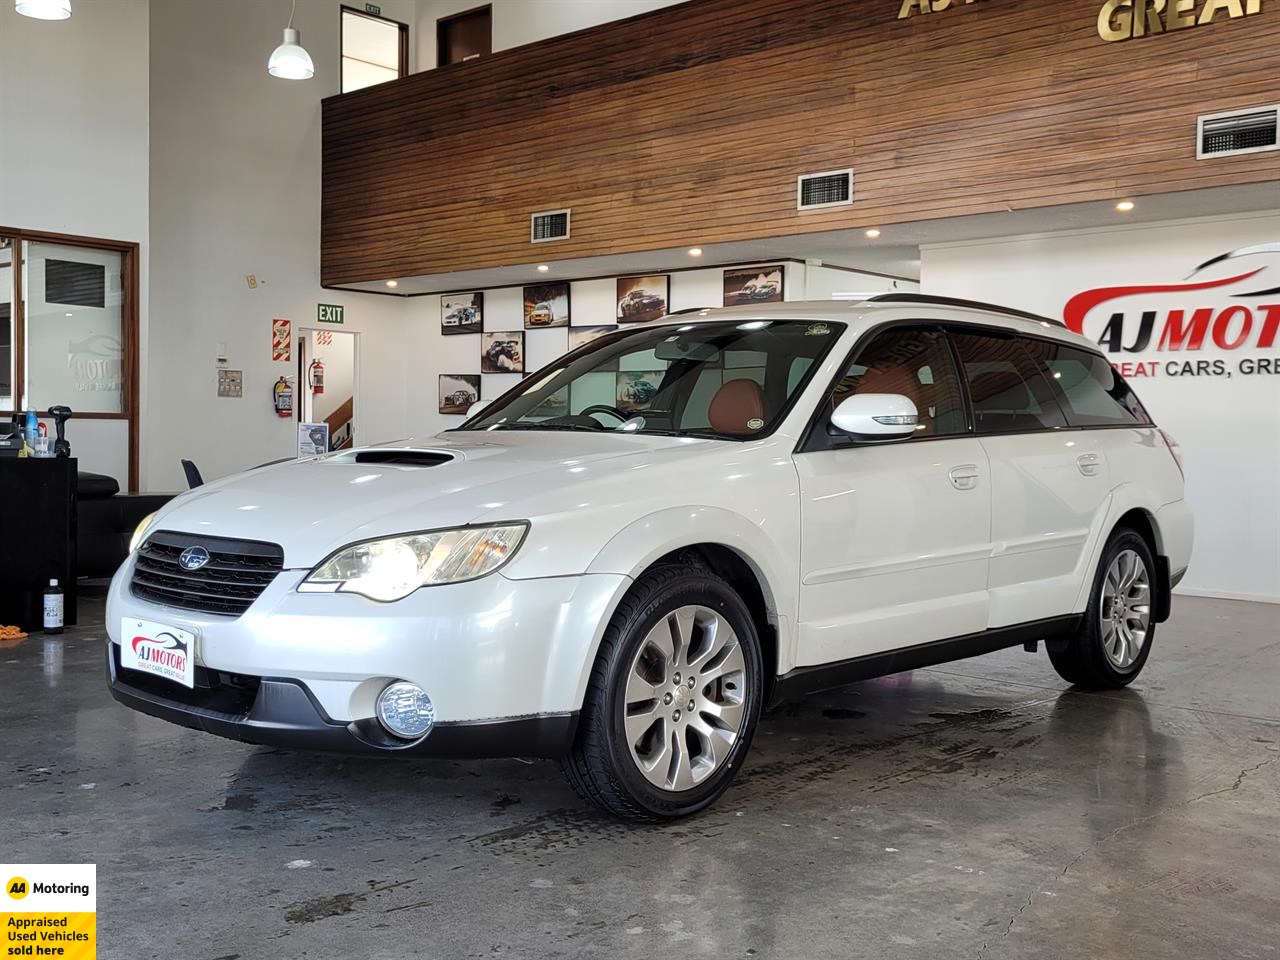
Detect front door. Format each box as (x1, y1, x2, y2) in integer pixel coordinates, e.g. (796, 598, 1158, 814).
(794, 326, 991, 667)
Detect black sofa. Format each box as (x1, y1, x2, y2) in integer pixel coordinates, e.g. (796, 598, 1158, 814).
(78, 472, 173, 579)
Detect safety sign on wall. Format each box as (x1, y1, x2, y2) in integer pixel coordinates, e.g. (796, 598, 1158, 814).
(3, 863, 96, 958)
(271, 318, 292, 362)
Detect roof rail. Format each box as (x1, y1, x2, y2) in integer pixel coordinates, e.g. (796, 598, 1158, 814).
(867, 293, 1065, 328)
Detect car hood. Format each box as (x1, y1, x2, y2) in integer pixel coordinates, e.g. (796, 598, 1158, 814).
(147, 431, 710, 567)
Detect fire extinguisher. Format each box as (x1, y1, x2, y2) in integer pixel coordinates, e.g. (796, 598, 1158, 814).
(273, 376, 293, 418)
(308, 359, 325, 395)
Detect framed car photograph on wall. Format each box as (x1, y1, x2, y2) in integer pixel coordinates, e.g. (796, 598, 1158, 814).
(481, 331, 525, 373)
(441, 292, 483, 336)
(616, 275, 669, 323)
(723, 265, 784, 305)
(438, 373, 480, 414)
(523, 282, 570, 328)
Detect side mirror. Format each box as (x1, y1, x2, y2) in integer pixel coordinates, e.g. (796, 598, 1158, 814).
(467, 399, 491, 416)
(830, 393, 918, 440)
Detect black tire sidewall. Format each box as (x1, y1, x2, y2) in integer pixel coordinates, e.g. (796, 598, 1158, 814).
(1084, 529, 1158, 684)
(600, 573, 763, 818)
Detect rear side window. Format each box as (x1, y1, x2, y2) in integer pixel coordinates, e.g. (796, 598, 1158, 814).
(1020, 340, 1152, 427)
(949, 331, 1067, 433)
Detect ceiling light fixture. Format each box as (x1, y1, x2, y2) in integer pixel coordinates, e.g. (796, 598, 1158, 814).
(268, 0, 314, 80)
(1116, 200, 1136, 212)
(865, 229, 881, 239)
(536, 264, 549, 272)
(687, 247, 703, 257)
(386, 280, 398, 288)
(15, 0, 71, 19)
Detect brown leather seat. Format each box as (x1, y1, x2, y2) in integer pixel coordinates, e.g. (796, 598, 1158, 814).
(709, 378, 766, 435)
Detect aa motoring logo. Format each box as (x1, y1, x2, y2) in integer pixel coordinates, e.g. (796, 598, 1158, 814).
(1063, 243, 1280, 379)
(7, 876, 29, 900)
(130, 632, 188, 674)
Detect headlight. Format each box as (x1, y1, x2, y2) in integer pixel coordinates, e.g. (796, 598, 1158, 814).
(299, 523, 528, 602)
(129, 512, 158, 553)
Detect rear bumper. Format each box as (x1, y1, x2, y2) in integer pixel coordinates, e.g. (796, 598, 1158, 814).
(106, 641, 577, 758)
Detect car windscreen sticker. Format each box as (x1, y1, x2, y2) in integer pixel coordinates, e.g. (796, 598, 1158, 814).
(805, 322, 831, 336)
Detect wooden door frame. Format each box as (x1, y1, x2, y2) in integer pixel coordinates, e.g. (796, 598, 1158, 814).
(0, 225, 141, 491)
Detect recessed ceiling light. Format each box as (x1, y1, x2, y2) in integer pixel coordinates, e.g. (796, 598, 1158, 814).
(64, 312, 73, 317)
(16, 0, 71, 19)
(537, 264, 549, 272)
(385, 280, 398, 288)
(687, 247, 703, 257)
(1116, 200, 1135, 212)
(865, 229, 881, 239)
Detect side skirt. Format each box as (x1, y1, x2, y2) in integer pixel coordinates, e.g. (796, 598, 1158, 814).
(767, 614, 1082, 709)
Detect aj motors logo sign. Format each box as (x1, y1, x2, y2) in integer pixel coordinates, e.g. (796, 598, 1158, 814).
(130, 632, 189, 676)
(1063, 243, 1280, 379)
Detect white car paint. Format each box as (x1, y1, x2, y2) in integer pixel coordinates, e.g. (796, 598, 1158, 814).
(106, 298, 1192, 746)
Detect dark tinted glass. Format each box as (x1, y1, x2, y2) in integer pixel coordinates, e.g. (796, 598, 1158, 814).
(825, 327, 967, 438)
(950, 331, 1066, 433)
(1021, 339, 1151, 427)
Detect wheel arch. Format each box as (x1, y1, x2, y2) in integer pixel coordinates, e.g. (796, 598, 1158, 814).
(1076, 493, 1171, 622)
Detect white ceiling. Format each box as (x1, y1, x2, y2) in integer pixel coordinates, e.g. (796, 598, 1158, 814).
(333, 183, 1280, 296)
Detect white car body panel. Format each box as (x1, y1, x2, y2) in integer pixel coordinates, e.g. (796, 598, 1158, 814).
(105, 298, 1193, 756)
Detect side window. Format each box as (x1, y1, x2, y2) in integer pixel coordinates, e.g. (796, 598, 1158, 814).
(950, 331, 1067, 433)
(822, 327, 967, 439)
(1021, 340, 1151, 427)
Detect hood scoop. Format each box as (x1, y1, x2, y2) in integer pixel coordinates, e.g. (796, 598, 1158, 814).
(349, 449, 456, 467)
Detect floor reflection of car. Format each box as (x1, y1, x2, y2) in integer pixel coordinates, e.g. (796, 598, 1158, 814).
(484, 339, 522, 372)
(731, 279, 779, 303)
(527, 302, 556, 326)
(106, 295, 1193, 824)
(618, 289, 665, 322)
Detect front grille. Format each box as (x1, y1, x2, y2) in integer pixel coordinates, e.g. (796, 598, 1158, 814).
(130, 530, 284, 616)
(112, 644, 261, 716)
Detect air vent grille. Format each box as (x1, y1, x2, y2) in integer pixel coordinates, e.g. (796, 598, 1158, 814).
(797, 170, 853, 210)
(1198, 106, 1278, 158)
(531, 209, 570, 242)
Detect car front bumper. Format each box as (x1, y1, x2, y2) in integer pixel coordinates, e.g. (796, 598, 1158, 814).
(105, 554, 630, 757)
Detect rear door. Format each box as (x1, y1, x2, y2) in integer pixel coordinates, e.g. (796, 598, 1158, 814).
(949, 329, 1111, 627)
(793, 325, 991, 666)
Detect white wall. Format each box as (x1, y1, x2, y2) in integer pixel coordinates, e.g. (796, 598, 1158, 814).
(146, 0, 416, 491)
(0, 0, 149, 488)
(922, 213, 1280, 602)
(415, 0, 681, 68)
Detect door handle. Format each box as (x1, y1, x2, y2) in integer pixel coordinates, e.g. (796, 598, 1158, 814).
(1076, 453, 1102, 477)
(948, 464, 980, 491)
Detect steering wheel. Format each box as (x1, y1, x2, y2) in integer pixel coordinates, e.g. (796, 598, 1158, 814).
(578, 404, 631, 425)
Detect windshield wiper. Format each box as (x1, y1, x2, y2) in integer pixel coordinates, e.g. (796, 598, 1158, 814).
(490, 422, 604, 433)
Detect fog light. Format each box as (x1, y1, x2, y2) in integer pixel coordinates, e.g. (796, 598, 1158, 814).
(376, 682, 435, 739)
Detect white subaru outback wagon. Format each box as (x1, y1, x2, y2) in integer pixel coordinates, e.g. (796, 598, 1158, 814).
(107, 295, 1192, 821)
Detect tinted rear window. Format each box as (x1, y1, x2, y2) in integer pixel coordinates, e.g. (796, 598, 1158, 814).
(1019, 339, 1151, 427)
(950, 331, 1067, 433)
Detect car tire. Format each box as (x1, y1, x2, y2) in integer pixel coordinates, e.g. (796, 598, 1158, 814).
(560, 561, 763, 821)
(1049, 528, 1158, 689)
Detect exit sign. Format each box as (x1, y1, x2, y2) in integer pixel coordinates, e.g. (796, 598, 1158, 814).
(318, 304, 345, 325)
(365, 2, 381, 13)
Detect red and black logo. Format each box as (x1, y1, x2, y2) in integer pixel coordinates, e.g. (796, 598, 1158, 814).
(1064, 243, 1280, 354)
(131, 632, 188, 673)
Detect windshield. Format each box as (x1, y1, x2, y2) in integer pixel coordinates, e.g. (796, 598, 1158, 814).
(457, 318, 845, 440)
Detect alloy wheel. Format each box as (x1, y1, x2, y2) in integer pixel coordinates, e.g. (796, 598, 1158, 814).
(623, 605, 747, 791)
(1100, 548, 1151, 670)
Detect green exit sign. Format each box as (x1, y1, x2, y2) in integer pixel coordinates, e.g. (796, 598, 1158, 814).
(365, 2, 381, 14)
(318, 303, 345, 325)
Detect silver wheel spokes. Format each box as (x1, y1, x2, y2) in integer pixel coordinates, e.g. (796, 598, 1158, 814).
(1100, 549, 1151, 669)
(624, 605, 747, 792)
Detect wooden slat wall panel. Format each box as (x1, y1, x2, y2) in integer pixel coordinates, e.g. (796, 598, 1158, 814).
(321, 0, 1280, 285)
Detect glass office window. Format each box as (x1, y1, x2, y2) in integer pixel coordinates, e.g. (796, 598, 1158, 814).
(0, 238, 12, 410)
(22, 240, 125, 413)
(342, 8, 407, 93)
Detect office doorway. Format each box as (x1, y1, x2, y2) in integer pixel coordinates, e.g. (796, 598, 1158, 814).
(297, 328, 357, 451)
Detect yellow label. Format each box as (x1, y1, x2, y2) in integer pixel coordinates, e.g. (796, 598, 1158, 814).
(2, 912, 95, 958)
